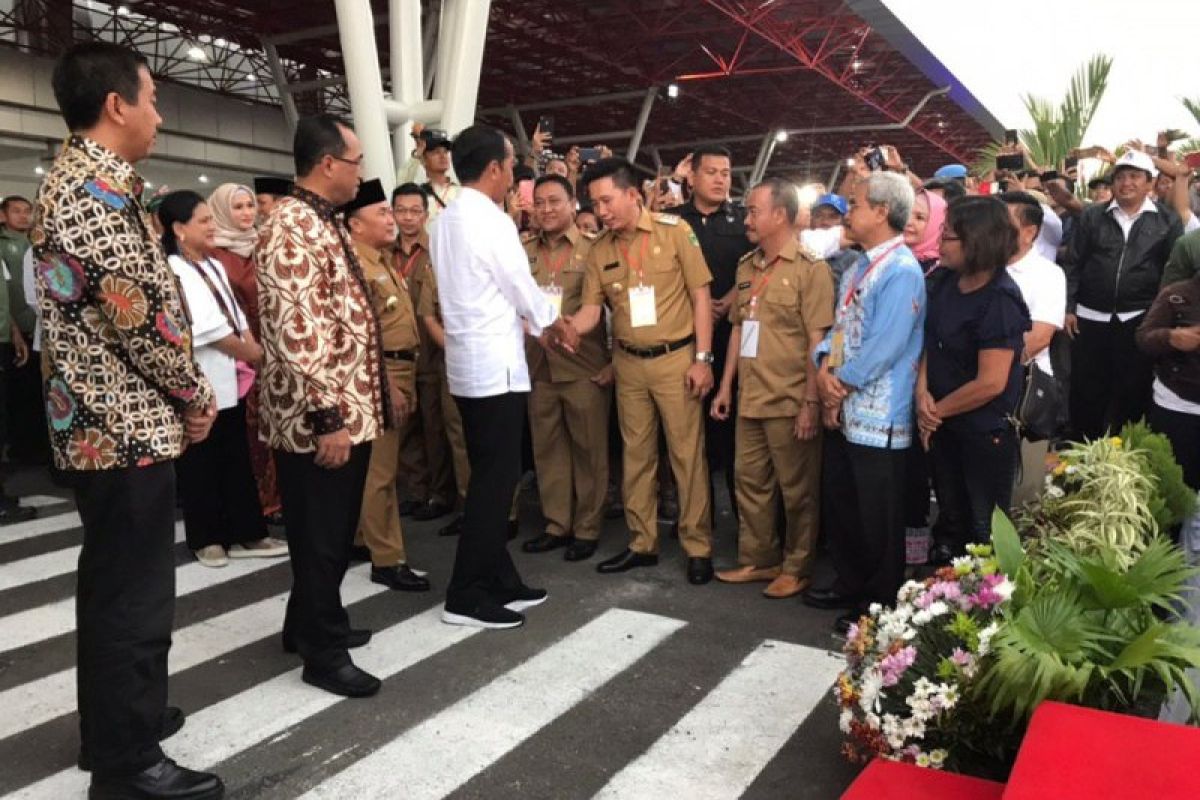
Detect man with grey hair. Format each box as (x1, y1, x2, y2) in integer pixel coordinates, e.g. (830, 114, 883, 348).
(710, 177, 835, 599)
(803, 170, 926, 634)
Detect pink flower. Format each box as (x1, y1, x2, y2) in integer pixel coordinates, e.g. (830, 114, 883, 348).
(879, 646, 918, 687)
(950, 648, 973, 667)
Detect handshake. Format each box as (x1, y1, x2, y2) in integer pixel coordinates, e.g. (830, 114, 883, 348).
(540, 316, 580, 354)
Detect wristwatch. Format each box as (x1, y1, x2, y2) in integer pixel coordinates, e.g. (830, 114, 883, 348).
(695, 351, 714, 365)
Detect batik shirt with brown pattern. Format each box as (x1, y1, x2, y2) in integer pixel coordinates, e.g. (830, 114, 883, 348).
(255, 188, 388, 453)
(31, 135, 215, 471)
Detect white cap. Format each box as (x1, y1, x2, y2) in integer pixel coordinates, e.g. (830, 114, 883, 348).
(1113, 149, 1158, 178)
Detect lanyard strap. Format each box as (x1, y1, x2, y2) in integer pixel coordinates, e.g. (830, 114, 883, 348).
(539, 239, 573, 285)
(746, 254, 781, 318)
(842, 242, 902, 308)
(617, 231, 651, 285)
(185, 257, 241, 335)
(397, 245, 422, 279)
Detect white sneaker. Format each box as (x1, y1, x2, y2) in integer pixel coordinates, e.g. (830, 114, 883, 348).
(195, 545, 228, 567)
(228, 537, 289, 558)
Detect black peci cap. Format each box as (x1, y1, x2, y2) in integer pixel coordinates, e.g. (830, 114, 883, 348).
(253, 176, 293, 197)
(340, 178, 388, 218)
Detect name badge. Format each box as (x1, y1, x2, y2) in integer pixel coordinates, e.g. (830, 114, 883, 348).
(828, 327, 846, 369)
(740, 320, 760, 358)
(629, 285, 657, 328)
(543, 285, 563, 315)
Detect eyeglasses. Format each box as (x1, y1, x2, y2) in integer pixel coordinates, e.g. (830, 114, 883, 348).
(330, 154, 365, 167)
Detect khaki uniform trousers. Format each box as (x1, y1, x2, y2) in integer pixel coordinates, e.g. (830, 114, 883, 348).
(529, 377, 611, 541)
(734, 415, 821, 577)
(356, 360, 417, 566)
(614, 345, 712, 557)
(442, 370, 521, 521)
(398, 372, 455, 505)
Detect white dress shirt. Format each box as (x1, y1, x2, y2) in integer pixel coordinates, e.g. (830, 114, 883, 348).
(1035, 203, 1062, 262)
(1007, 248, 1066, 375)
(1076, 196, 1159, 324)
(431, 186, 559, 398)
(169, 254, 247, 410)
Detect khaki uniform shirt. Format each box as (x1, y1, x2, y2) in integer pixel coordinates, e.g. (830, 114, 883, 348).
(356, 241, 419, 354)
(730, 240, 835, 419)
(582, 208, 712, 348)
(394, 234, 440, 375)
(523, 225, 609, 382)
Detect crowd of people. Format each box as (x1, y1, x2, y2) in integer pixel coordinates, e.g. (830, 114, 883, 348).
(4, 37, 1199, 800)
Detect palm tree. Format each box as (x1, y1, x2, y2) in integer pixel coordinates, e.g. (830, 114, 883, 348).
(1178, 97, 1200, 156)
(972, 55, 1113, 174)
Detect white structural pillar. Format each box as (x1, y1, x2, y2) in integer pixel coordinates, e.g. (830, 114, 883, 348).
(390, 0, 424, 171)
(433, 0, 491, 135)
(335, 0, 396, 190)
(626, 87, 658, 164)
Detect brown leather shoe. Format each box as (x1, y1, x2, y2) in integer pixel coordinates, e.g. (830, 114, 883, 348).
(763, 574, 810, 599)
(715, 565, 781, 584)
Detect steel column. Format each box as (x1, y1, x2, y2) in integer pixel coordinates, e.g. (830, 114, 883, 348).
(261, 39, 298, 132)
(626, 87, 658, 163)
(334, 0, 396, 190)
(390, 0, 424, 171)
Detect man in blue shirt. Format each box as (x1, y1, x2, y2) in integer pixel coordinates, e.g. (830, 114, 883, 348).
(804, 172, 925, 634)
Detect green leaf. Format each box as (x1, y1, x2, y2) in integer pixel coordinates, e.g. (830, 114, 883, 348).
(1078, 561, 1142, 609)
(991, 508, 1024, 580)
(1109, 623, 1171, 671)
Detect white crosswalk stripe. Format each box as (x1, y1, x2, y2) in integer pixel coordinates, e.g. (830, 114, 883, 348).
(0, 521, 186, 593)
(300, 608, 687, 800)
(18, 496, 70, 510)
(0, 510, 83, 546)
(594, 640, 844, 799)
(0, 565, 385, 740)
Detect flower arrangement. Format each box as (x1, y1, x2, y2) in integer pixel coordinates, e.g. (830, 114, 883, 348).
(836, 545, 1012, 769)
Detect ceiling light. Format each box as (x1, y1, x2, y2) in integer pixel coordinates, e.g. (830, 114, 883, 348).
(186, 46, 207, 62)
(34, 165, 45, 176)
(144, 181, 154, 189)
(198, 174, 210, 184)
(666, 83, 680, 99)
(214, 38, 227, 48)
(116, 4, 130, 15)
(774, 130, 789, 143)
(851, 59, 863, 72)
(244, 73, 256, 82)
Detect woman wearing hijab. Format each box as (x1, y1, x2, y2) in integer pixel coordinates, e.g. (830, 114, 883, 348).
(900, 188, 948, 563)
(208, 183, 283, 526)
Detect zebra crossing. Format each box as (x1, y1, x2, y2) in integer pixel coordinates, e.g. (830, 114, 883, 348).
(0, 494, 849, 799)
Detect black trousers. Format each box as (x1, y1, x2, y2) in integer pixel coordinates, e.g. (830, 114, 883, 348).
(446, 392, 527, 612)
(276, 443, 370, 671)
(1070, 316, 1153, 440)
(706, 320, 737, 521)
(8, 355, 49, 462)
(176, 401, 266, 550)
(1150, 403, 1200, 491)
(73, 461, 177, 777)
(929, 425, 1018, 555)
(822, 430, 907, 606)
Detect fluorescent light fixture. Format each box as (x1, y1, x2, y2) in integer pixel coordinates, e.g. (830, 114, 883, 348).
(667, 83, 680, 99)
(774, 130, 789, 143)
(186, 46, 207, 62)
(34, 165, 45, 176)
(198, 174, 210, 184)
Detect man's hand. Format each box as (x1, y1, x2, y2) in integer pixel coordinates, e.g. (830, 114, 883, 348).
(388, 376, 411, 423)
(686, 362, 714, 399)
(1169, 325, 1200, 353)
(710, 385, 733, 420)
(549, 316, 579, 353)
(711, 293, 733, 322)
(590, 364, 614, 387)
(566, 146, 582, 174)
(794, 403, 819, 441)
(816, 366, 849, 406)
(242, 331, 264, 365)
(598, 145, 613, 160)
(1064, 313, 1080, 339)
(314, 428, 352, 469)
(11, 325, 28, 368)
(184, 402, 217, 445)
(821, 402, 842, 430)
(411, 123, 427, 157)
(916, 390, 941, 435)
(672, 153, 693, 184)
(531, 124, 550, 157)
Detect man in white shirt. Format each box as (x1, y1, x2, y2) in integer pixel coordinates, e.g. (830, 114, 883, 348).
(1002, 191, 1066, 506)
(430, 124, 579, 630)
(398, 126, 460, 232)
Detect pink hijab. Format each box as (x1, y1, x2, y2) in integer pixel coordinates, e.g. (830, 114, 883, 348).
(909, 189, 948, 264)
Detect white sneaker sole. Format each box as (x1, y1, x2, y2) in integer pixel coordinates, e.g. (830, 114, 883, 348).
(228, 547, 289, 559)
(440, 610, 524, 629)
(504, 594, 549, 613)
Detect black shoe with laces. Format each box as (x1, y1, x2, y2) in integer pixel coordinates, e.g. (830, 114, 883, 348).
(87, 758, 224, 800)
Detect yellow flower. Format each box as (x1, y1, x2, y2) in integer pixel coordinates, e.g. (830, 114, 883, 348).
(1053, 462, 1067, 477)
(1111, 436, 1123, 448)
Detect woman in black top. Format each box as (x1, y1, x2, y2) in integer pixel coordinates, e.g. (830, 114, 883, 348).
(918, 196, 1031, 562)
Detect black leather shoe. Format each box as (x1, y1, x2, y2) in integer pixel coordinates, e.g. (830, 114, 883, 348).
(522, 532, 570, 553)
(687, 557, 714, 585)
(87, 758, 224, 800)
(802, 587, 859, 611)
(596, 549, 659, 574)
(371, 564, 430, 592)
(282, 628, 372, 654)
(0, 504, 36, 526)
(348, 544, 372, 563)
(564, 539, 598, 562)
(438, 514, 463, 537)
(398, 499, 424, 517)
(301, 662, 381, 698)
(414, 500, 452, 521)
(508, 519, 519, 541)
(79, 707, 186, 771)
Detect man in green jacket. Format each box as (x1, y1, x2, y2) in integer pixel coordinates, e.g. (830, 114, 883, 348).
(0, 195, 35, 523)
(1163, 228, 1200, 287)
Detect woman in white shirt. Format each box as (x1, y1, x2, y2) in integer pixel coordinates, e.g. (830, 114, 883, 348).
(157, 191, 287, 567)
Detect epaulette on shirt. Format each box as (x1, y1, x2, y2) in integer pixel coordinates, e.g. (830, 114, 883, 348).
(799, 242, 823, 262)
(520, 232, 538, 245)
(580, 230, 597, 240)
(738, 249, 757, 265)
(653, 212, 680, 226)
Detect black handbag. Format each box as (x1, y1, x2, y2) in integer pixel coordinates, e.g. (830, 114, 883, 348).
(1014, 362, 1061, 442)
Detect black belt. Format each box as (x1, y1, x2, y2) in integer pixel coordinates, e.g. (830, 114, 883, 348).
(618, 335, 694, 359)
(383, 349, 417, 362)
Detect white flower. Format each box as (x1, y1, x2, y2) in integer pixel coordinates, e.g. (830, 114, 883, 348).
(864, 712, 881, 730)
(859, 671, 884, 713)
(839, 708, 853, 734)
(994, 578, 1014, 601)
(929, 749, 948, 766)
(977, 622, 1000, 656)
(916, 753, 931, 768)
(951, 555, 974, 572)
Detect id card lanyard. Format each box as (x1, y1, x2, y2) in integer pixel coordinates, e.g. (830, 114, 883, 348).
(829, 241, 902, 368)
(746, 254, 782, 321)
